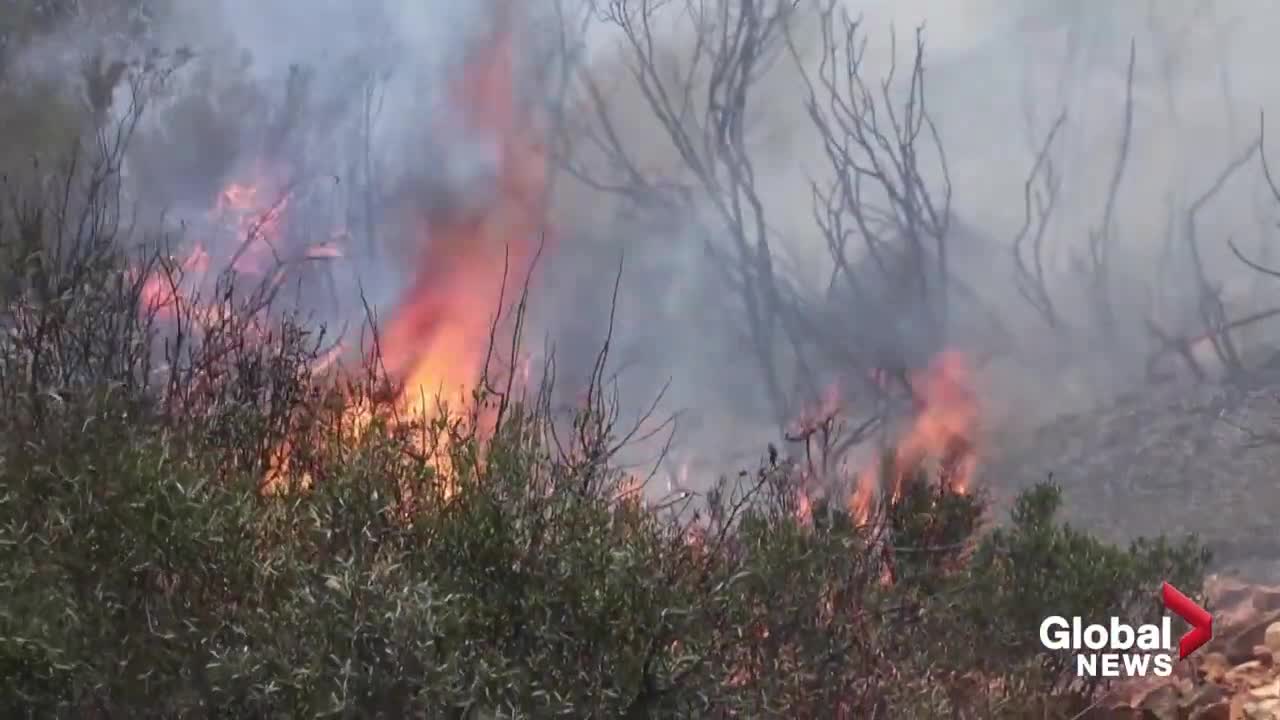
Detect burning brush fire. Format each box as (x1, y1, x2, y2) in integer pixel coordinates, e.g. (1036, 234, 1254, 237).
(132, 2, 979, 515)
(793, 350, 981, 528)
(135, 8, 547, 493)
(378, 10, 547, 419)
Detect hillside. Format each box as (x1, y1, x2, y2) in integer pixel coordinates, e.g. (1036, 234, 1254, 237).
(990, 359, 1280, 582)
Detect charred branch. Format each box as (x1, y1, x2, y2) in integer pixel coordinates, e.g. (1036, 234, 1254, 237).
(1085, 39, 1137, 337)
(1184, 138, 1260, 379)
(571, 0, 802, 428)
(1013, 109, 1067, 330)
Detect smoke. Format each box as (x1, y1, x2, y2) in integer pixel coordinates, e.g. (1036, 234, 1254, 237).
(9, 0, 1280, 479)
(553, 0, 1280, 470)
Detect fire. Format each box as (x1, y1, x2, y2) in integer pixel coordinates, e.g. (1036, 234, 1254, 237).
(138, 243, 210, 320)
(133, 5, 546, 501)
(894, 350, 979, 492)
(135, 164, 298, 328)
(795, 490, 814, 527)
(379, 7, 547, 422)
(791, 381, 842, 437)
(258, 8, 548, 495)
(217, 179, 291, 275)
(849, 350, 980, 523)
(304, 242, 343, 259)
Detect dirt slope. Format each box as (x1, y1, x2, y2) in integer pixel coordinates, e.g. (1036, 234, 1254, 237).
(986, 364, 1280, 583)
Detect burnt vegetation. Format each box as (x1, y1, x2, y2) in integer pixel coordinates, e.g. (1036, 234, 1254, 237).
(0, 1, 1248, 718)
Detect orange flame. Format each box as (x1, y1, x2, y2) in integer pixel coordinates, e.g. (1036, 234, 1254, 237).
(379, 10, 548, 422)
(849, 350, 979, 523)
(258, 7, 549, 496)
(894, 350, 978, 493)
(138, 243, 213, 321)
(136, 164, 294, 326)
(217, 179, 291, 275)
(136, 7, 550, 502)
(795, 491, 814, 527)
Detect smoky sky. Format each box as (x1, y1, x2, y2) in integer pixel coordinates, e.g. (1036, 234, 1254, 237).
(17, 0, 1280, 474)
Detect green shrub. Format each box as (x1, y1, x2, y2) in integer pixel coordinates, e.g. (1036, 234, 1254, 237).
(0, 234, 1212, 716)
(0, 46, 1211, 719)
(962, 481, 1211, 707)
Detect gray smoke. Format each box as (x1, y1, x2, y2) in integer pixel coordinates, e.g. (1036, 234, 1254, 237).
(10, 0, 1280, 482)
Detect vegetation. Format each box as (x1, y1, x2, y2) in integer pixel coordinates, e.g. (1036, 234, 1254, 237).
(0, 2, 1217, 717)
(0, 146, 1211, 716)
(0, 281, 1210, 719)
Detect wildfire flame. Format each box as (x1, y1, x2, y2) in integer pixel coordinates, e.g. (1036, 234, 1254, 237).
(265, 8, 547, 492)
(135, 1, 976, 530)
(375, 5, 546, 420)
(849, 350, 980, 523)
(135, 164, 303, 328)
(219, 179, 291, 275)
(138, 243, 210, 320)
(131, 6, 548, 502)
(782, 351, 981, 527)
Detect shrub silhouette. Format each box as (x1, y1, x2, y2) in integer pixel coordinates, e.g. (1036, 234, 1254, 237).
(0, 34, 1210, 720)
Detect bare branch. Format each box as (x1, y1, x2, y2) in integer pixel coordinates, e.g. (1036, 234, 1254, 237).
(1013, 109, 1067, 329)
(1185, 138, 1261, 378)
(1085, 39, 1137, 335)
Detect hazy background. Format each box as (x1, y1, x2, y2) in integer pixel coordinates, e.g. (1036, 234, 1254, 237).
(6, 0, 1280, 488)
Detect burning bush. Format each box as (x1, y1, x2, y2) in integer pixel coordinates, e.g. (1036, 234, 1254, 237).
(0, 3, 1215, 717)
(0, 364, 1210, 718)
(0, 166, 1209, 717)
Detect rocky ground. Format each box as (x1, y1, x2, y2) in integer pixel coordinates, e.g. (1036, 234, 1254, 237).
(1093, 577, 1280, 719)
(987, 363, 1280, 583)
(978, 358, 1280, 717)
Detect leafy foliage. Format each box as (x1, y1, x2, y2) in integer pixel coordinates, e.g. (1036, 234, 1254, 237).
(963, 482, 1211, 702)
(0, 18, 1212, 718)
(0, 350, 1211, 718)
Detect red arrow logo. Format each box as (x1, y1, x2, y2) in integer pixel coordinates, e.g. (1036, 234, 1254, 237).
(1163, 582, 1212, 659)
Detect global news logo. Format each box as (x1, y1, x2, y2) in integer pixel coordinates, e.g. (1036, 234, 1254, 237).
(1038, 582, 1212, 679)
